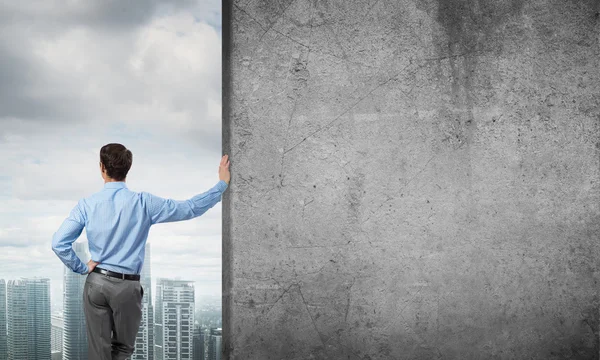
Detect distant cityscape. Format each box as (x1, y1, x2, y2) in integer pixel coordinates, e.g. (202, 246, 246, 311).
(0, 242, 222, 360)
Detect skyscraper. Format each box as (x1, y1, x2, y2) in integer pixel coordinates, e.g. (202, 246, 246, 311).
(7, 278, 51, 360)
(6, 280, 26, 360)
(207, 328, 221, 360)
(154, 278, 163, 360)
(0, 279, 7, 360)
(133, 242, 154, 360)
(62, 241, 89, 360)
(51, 314, 64, 359)
(154, 278, 195, 360)
(192, 326, 205, 360)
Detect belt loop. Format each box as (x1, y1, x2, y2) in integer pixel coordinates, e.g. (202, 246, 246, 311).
(122, 273, 125, 280)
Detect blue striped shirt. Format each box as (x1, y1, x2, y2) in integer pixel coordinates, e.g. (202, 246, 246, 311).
(52, 180, 228, 275)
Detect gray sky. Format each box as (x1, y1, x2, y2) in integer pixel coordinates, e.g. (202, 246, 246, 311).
(0, 0, 223, 309)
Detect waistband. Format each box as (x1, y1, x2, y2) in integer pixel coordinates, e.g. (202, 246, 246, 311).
(92, 267, 140, 281)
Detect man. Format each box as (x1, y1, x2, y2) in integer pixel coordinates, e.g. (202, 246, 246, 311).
(51, 143, 230, 360)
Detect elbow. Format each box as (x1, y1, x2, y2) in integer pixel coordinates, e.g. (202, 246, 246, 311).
(51, 233, 61, 254)
(186, 199, 201, 219)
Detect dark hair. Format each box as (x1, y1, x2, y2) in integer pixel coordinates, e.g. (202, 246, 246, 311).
(100, 143, 132, 181)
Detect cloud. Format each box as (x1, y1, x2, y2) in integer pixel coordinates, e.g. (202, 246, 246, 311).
(0, 1, 205, 30)
(0, 244, 62, 273)
(0, 1, 222, 150)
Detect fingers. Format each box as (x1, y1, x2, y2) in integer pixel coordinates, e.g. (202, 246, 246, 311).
(89, 261, 98, 272)
(220, 155, 230, 168)
(88, 260, 99, 267)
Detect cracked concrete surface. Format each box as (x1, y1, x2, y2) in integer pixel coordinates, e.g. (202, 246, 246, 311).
(223, 0, 600, 358)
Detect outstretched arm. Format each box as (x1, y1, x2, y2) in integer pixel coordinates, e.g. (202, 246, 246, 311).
(51, 200, 88, 274)
(143, 180, 228, 225)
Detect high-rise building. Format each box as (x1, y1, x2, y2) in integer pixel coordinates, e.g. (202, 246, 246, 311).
(7, 278, 51, 360)
(51, 314, 64, 360)
(27, 278, 51, 359)
(192, 326, 205, 360)
(51, 314, 64, 352)
(154, 278, 195, 360)
(207, 328, 221, 360)
(133, 242, 154, 360)
(154, 278, 163, 360)
(0, 279, 7, 359)
(62, 241, 89, 360)
(6, 280, 26, 360)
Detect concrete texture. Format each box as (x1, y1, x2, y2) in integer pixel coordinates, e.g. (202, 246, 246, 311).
(222, 0, 600, 358)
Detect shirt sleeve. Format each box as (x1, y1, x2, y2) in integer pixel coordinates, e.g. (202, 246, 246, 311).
(51, 200, 89, 275)
(143, 180, 228, 225)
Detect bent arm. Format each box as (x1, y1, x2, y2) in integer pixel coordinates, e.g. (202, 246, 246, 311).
(144, 180, 228, 225)
(51, 201, 88, 274)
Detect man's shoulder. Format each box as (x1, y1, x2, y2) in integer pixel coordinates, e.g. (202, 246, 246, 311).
(137, 191, 159, 203)
(82, 187, 142, 201)
(76, 192, 98, 208)
(77, 189, 149, 214)
(82, 189, 108, 200)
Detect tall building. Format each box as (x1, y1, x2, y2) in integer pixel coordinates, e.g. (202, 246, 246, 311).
(62, 241, 89, 360)
(154, 278, 163, 360)
(6, 280, 26, 360)
(0, 279, 7, 360)
(51, 315, 64, 352)
(154, 278, 195, 360)
(51, 314, 64, 360)
(132, 242, 154, 360)
(7, 278, 51, 360)
(192, 326, 205, 360)
(207, 328, 221, 360)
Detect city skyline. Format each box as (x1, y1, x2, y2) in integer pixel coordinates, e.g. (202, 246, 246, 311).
(0, 278, 221, 360)
(1, 241, 221, 359)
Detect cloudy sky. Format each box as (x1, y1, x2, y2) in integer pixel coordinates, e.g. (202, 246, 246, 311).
(0, 0, 223, 309)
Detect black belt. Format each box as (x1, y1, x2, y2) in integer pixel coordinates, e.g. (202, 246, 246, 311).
(93, 267, 140, 281)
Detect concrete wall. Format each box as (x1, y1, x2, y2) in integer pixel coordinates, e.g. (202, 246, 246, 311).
(222, 0, 600, 358)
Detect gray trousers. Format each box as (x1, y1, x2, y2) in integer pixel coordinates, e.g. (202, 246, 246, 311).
(83, 271, 143, 360)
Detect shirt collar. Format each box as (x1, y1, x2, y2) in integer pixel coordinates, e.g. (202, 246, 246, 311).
(104, 181, 128, 189)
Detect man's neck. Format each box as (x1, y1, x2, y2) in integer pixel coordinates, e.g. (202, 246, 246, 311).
(105, 178, 125, 183)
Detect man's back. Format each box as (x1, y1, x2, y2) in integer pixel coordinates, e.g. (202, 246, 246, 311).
(83, 182, 152, 275)
(52, 179, 228, 275)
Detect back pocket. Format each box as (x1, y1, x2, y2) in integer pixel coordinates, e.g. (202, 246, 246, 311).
(86, 280, 106, 306)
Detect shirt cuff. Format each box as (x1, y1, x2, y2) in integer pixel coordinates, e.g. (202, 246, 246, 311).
(216, 180, 229, 193)
(79, 264, 89, 275)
